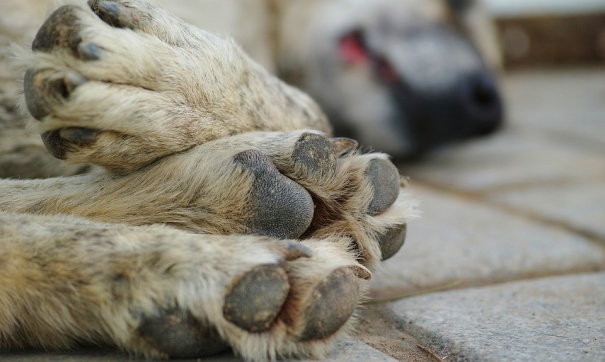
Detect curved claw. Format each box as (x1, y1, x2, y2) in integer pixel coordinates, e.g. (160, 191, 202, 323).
(330, 137, 358, 156)
(273, 241, 314, 261)
(59, 127, 100, 144)
(90, 0, 135, 29)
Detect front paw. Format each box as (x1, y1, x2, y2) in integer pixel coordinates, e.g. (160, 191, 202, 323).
(285, 133, 417, 267)
(199, 130, 419, 267)
(111, 233, 368, 360)
(21, 0, 328, 173)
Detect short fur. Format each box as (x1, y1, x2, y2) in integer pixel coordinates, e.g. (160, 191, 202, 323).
(0, 1, 418, 361)
(0, 0, 503, 179)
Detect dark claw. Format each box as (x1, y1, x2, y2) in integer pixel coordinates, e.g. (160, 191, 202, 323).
(77, 42, 102, 60)
(63, 72, 88, 95)
(331, 137, 358, 156)
(365, 158, 400, 215)
(138, 309, 229, 358)
(234, 150, 314, 240)
(377, 223, 407, 261)
(41, 131, 69, 160)
(90, 0, 135, 29)
(347, 264, 372, 280)
(273, 241, 314, 261)
(223, 265, 289, 332)
(298, 267, 359, 341)
(59, 127, 99, 144)
(24, 69, 86, 120)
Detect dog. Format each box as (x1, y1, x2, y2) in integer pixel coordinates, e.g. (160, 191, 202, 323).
(0, 1, 418, 360)
(0, 0, 504, 180)
(150, 0, 505, 160)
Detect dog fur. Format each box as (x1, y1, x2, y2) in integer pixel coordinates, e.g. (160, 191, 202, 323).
(149, 0, 505, 159)
(0, 1, 417, 360)
(0, 0, 504, 180)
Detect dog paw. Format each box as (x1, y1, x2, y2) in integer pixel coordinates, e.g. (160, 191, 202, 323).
(282, 134, 416, 267)
(198, 130, 418, 268)
(107, 232, 368, 360)
(97, 130, 416, 265)
(21, 0, 328, 173)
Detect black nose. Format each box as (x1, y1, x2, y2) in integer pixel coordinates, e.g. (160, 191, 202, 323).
(458, 72, 504, 135)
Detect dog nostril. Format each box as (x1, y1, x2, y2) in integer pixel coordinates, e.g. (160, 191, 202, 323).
(472, 78, 496, 107)
(461, 73, 503, 135)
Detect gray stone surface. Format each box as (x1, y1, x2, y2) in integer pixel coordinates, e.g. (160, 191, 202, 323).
(402, 131, 605, 193)
(389, 272, 605, 362)
(315, 337, 399, 362)
(369, 185, 605, 300)
(503, 69, 605, 150)
(490, 180, 605, 241)
(0, 337, 397, 362)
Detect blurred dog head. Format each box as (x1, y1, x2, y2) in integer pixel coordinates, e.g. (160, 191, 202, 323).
(280, 0, 504, 160)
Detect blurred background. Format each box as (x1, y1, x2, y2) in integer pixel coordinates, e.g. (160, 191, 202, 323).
(487, 0, 605, 68)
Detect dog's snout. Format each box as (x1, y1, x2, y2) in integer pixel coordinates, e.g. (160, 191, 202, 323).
(459, 72, 503, 135)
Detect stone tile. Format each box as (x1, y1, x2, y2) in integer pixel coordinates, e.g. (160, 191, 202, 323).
(389, 272, 605, 362)
(402, 130, 605, 193)
(0, 337, 396, 362)
(312, 337, 399, 362)
(503, 69, 605, 151)
(369, 185, 605, 300)
(490, 180, 605, 242)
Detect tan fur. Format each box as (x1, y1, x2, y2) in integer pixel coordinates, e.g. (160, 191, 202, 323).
(0, 1, 418, 361)
(0, 0, 502, 177)
(0, 211, 362, 359)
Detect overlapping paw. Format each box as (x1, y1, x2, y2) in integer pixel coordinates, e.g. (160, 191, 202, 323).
(197, 130, 416, 266)
(22, 0, 328, 173)
(132, 239, 367, 360)
(226, 130, 416, 267)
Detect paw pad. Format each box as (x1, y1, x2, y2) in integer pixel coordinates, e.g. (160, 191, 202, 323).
(24, 69, 86, 121)
(223, 264, 290, 332)
(32, 5, 101, 61)
(41, 131, 68, 160)
(298, 267, 359, 341)
(138, 309, 229, 358)
(234, 150, 314, 239)
(377, 223, 407, 261)
(32, 6, 82, 54)
(365, 158, 400, 215)
(291, 133, 337, 182)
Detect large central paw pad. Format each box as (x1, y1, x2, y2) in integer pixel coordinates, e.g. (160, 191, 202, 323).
(234, 150, 314, 240)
